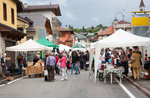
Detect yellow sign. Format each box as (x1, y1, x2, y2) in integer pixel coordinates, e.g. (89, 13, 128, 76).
(132, 17, 149, 26)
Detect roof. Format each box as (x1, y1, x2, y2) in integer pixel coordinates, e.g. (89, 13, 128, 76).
(139, 0, 145, 8)
(118, 20, 131, 24)
(14, 0, 23, 12)
(18, 14, 49, 31)
(98, 26, 114, 36)
(23, 4, 61, 16)
(17, 15, 33, 24)
(75, 33, 86, 39)
(58, 27, 73, 32)
(59, 33, 73, 42)
(87, 33, 95, 36)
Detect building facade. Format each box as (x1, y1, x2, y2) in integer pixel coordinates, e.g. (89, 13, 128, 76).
(0, 0, 26, 68)
(75, 32, 87, 47)
(58, 28, 75, 47)
(19, 3, 62, 44)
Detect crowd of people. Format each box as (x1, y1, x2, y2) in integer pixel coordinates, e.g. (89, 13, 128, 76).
(96, 46, 146, 80)
(44, 49, 90, 82)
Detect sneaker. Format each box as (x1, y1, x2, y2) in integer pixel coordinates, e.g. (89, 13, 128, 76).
(65, 77, 68, 80)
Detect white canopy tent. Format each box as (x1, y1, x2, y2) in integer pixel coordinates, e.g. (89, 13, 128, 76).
(59, 44, 71, 52)
(94, 29, 150, 82)
(72, 48, 87, 52)
(6, 39, 53, 52)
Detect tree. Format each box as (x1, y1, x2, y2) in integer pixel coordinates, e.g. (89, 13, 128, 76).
(68, 25, 74, 30)
(82, 26, 87, 32)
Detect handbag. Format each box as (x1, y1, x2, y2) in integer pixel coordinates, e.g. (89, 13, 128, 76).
(44, 70, 48, 76)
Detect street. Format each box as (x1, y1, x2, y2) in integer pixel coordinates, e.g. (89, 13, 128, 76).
(0, 71, 148, 98)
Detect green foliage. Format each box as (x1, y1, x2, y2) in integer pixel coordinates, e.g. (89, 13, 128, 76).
(67, 24, 107, 33)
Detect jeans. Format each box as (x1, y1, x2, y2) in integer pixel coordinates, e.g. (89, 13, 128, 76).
(61, 67, 67, 79)
(18, 62, 22, 74)
(71, 63, 78, 75)
(2, 66, 7, 74)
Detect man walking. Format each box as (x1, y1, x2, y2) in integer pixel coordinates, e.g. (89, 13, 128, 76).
(46, 52, 56, 82)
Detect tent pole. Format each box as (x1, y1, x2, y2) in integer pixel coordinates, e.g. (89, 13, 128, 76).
(94, 46, 101, 83)
(89, 48, 95, 76)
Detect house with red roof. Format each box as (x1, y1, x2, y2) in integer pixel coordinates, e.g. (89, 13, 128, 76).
(97, 19, 131, 41)
(113, 19, 131, 33)
(58, 27, 75, 47)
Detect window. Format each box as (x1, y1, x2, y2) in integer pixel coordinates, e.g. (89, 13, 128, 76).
(3, 3, 7, 21)
(11, 8, 14, 24)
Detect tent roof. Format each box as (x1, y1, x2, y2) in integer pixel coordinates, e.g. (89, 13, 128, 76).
(59, 44, 71, 52)
(72, 43, 85, 48)
(96, 29, 150, 48)
(6, 39, 52, 51)
(37, 37, 59, 48)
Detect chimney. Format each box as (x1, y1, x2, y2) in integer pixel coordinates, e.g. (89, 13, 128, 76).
(24, 3, 28, 8)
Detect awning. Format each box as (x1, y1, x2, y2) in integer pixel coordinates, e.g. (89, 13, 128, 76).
(6, 39, 52, 51)
(37, 37, 59, 49)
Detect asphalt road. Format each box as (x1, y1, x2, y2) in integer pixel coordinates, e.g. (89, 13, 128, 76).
(0, 71, 148, 98)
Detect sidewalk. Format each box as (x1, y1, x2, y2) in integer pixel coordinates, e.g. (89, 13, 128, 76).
(124, 72, 150, 97)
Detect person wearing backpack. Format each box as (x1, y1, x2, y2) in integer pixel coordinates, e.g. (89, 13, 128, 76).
(1, 53, 7, 78)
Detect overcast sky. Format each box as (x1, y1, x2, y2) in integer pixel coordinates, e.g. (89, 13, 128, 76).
(21, 0, 150, 28)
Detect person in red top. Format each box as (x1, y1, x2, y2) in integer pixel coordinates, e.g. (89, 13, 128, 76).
(59, 53, 67, 80)
(55, 54, 59, 75)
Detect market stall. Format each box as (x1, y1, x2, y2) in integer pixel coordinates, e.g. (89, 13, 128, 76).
(6, 39, 52, 51)
(94, 29, 150, 82)
(6, 39, 52, 76)
(37, 37, 59, 49)
(72, 43, 86, 51)
(25, 60, 44, 76)
(59, 44, 71, 52)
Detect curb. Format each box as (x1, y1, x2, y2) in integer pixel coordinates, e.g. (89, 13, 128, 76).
(124, 76, 150, 97)
(0, 74, 22, 85)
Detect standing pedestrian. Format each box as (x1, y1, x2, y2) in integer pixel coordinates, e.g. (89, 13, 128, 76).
(46, 52, 56, 82)
(1, 53, 7, 78)
(55, 54, 60, 75)
(130, 47, 141, 80)
(17, 54, 22, 74)
(44, 53, 48, 81)
(59, 53, 67, 80)
(120, 51, 128, 76)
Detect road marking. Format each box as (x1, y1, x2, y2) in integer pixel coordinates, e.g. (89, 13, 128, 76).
(116, 79, 136, 98)
(0, 84, 6, 88)
(0, 76, 27, 87)
(7, 76, 26, 85)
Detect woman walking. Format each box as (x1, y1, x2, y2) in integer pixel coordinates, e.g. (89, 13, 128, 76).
(71, 51, 79, 75)
(59, 53, 67, 80)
